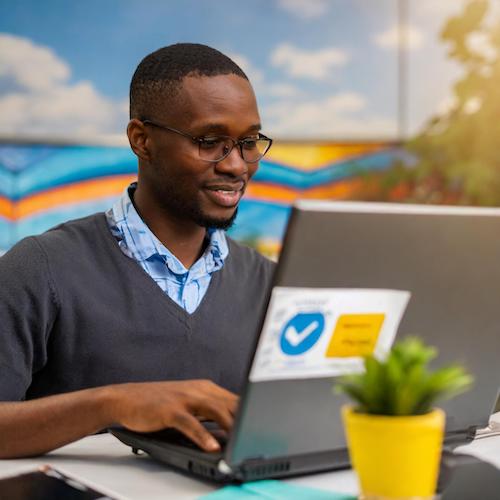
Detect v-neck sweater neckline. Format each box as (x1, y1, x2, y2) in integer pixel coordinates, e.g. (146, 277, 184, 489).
(94, 212, 226, 323)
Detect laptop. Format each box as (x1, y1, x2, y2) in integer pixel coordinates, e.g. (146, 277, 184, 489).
(111, 200, 500, 482)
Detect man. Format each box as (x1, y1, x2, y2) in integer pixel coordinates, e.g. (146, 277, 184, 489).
(0, 44, 275, 458)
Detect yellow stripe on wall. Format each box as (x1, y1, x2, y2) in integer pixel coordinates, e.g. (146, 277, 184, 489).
(265, 143, 388, 170)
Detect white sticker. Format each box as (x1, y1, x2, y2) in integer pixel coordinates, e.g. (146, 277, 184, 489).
(249, 287, 410, 382)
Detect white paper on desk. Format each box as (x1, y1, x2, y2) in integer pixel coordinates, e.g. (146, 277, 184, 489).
(455, 412, 500, 470)
(249, 287, 410, 382)
(455, 436, 500, 470)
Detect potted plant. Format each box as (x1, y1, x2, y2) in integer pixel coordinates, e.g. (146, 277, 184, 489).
(336, 337, 473, 499)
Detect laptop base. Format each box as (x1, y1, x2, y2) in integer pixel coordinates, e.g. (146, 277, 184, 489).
(110, 427, 350, 483)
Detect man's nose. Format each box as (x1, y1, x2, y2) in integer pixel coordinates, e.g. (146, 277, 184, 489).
(215, 145, 248, 177)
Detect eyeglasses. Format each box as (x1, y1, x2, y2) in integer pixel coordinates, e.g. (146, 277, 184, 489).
(142, 119, 273, 163)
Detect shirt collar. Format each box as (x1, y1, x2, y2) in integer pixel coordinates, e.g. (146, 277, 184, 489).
(108, 183, 228, 273)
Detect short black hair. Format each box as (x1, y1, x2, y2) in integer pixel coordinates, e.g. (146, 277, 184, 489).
(130, 43, 248, 119)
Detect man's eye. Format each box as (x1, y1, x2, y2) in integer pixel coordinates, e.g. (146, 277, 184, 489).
(242, 138, 258, 150)
(199, 137, 222, 149)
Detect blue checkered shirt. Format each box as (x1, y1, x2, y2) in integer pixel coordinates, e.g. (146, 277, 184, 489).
(105, 184, 229, 314)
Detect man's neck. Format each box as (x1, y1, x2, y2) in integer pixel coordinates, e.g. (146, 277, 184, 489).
(132, 187, 208, 269)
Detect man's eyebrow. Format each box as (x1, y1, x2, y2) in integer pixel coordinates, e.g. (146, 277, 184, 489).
(247, 124, 262, 133)
(195, 123, 226, 133)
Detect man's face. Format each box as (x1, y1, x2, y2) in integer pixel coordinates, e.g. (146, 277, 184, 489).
(142, 74, 261, 229)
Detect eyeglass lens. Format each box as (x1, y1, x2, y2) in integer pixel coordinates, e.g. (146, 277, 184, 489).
(198, 137, 271, 162)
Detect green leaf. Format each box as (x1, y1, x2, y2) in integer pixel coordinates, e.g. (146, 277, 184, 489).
(334, 337, 474, 416)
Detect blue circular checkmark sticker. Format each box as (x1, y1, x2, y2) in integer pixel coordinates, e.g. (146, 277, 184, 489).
(280, 312, 325, 355)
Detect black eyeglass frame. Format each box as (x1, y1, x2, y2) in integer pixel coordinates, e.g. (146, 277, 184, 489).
(141, 119, 273, 163)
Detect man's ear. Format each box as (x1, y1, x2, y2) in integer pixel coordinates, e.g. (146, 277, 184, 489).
(127, 119, 152, 161)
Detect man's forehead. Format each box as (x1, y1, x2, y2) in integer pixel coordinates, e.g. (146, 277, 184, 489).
(162, 73, 259, 128)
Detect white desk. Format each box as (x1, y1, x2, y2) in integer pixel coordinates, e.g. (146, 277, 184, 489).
(0, 432, 499, 499)
(0, 433, 357, 499)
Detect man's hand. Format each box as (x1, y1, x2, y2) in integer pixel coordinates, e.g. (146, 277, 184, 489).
(0, 380, 238, 458)
(107, 379, 238, 452)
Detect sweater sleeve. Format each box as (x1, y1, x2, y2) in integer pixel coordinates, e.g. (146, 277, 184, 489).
(0, 237, 59, 401)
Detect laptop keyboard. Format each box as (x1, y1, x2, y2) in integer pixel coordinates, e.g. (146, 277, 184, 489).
(146, 423, 228, 451)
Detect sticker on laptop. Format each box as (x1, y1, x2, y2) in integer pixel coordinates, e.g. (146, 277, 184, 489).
(249, 287, 410, 382)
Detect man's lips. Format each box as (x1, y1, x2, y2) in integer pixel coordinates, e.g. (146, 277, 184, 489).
(203, 181, 245, 208)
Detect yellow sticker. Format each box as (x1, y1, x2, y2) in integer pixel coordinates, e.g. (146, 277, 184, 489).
(325, 313, 385, 358)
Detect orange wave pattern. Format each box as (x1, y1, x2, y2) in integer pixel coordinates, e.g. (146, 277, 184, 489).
(244, 179, 363, 205)
(0, 196, 13, 219)
(1, 175, 137, 220)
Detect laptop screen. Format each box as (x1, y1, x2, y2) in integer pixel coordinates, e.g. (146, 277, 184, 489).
(228, 201, 500, 464)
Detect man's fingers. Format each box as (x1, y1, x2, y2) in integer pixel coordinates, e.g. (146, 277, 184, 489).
(226, 396, 238, 416)
(206, 387, 239, 416)
(172, 412, 221, 452)
(197, 381, 238, 405)
(190, 399, 234, 431)
(179, 380, 239, 421)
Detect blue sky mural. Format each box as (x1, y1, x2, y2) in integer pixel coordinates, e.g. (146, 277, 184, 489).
(0, 0, 482, 143)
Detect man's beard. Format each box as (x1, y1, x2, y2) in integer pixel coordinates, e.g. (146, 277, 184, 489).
(153, 179, 239, 230)
(191, 205, 238, 230)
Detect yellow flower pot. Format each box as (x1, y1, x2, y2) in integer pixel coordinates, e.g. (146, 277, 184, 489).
(342, 405, 445, 498)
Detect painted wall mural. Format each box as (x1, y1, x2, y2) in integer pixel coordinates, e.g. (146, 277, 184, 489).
(0, 141, 404, 258)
